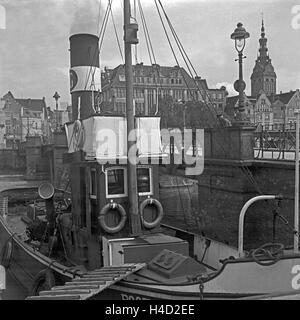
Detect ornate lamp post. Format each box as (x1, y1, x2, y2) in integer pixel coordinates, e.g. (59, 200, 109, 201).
(231, 22, 250, 124)
(53, 91, 60, 131)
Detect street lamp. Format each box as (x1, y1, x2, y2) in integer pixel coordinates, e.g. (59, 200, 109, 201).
(231, 22, 250, 123)
(53, 91, 60, 131)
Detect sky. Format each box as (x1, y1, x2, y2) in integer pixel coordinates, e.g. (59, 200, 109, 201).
(0, 0, 299, 108)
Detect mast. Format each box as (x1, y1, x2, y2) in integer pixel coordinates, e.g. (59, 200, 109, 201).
(124, 0, 142, 236)
(294, 110, 299, 253)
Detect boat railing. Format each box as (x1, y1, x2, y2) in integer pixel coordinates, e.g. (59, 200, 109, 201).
(238, 194, 283, 257)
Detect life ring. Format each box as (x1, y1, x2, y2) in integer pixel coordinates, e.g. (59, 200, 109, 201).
(30, 269, 56, 296)
(0, 238, 13, 268)
(140, 198, 164, 229)
(98, 203, 127, 234)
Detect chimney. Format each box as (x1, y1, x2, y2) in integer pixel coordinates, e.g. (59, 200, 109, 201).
(69, 33, 101, 121)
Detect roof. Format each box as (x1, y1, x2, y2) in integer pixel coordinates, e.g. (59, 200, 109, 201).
(224, 95, 239, 115)
(15, 98, 46, 112)
(273, 91, 296, 105)
(102, 64, 209, 91)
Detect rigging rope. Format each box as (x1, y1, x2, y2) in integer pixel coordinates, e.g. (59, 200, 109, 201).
(138, 0, 155, 65)
(156, 0, 221, 124)
(97, 0, 103, 35)
(136, 0, 164, 115)
(109, 3, 124, 63)
(154, 0, 264, 195)
(134, 0, 138, 64)
(83, 0, 112, 92)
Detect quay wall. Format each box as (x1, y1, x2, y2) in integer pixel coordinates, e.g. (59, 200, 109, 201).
(0, 149, 26, 171)
(161, 160, 296, 251)
(196, 160, 295, 250)
(161, 127, 298, 251)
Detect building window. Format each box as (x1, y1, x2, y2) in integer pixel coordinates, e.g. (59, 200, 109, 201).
(105, 167, 127, 198)
(90, 168, 97, 199)
(116, 102, 125, 114)
(135, 102, 145, 115)
(137, 167, 153, 195)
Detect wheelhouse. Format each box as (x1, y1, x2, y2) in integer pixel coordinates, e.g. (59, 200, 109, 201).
(63, 115, 166, 269)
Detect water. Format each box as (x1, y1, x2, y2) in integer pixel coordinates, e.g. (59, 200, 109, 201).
(0, 173, 44, 300)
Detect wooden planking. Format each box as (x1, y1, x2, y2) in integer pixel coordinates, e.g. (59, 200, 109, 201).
(26, 263, 145, 300)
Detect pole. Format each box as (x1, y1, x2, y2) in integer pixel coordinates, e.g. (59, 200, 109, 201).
(238, 195, 280, 257)
(124, 0, 142, 236)
(27, 116, 29, 136)
(294, 110, 299, 253)
(55, 99, 58, 131)
(238, 52, 244, 113)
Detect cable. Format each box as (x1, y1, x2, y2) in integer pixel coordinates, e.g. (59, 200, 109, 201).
(156, 0, 220, 124)
(96, 0, 102, 35)
(109, 4, 124, 63)
(83, 0, 112, 92)
(154, 0, 264, 195)
(138, 0, 153, 65)
(134, 0, 138, 64)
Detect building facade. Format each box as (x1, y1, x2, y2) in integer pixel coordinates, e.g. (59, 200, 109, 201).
(101, 64, 227, 116)
(225, 19, 300, 129)
(0, 91, 46, 148)
(225, 90, 300, 129)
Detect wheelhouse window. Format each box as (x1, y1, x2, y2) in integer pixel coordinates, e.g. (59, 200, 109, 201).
(137, 167, 153, 196)
(90, 168, 97, 199)
(106, 167, 127, 198)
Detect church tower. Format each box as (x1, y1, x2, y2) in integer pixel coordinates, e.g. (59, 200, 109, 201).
(250, 19, 277, 97)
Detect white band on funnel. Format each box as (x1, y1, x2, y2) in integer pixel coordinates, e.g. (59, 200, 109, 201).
(70, 66, 101, 93)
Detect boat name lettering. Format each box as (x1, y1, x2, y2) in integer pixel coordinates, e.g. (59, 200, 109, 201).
(121, 293, 148, 300)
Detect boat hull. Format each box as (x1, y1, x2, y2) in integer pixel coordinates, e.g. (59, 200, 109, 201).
(2, 214, 300, 300)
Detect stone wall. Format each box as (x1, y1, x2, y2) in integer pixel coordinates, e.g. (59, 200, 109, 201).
(25, 136, 49, 180)
(0, 149, 26, 171)
(164, 125, 298, 251)
(195, 159, 296, 250)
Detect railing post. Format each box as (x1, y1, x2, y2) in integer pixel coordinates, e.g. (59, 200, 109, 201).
(238, 195, 279, 257)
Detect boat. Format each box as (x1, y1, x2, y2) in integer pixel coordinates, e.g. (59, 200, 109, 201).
(1, 0, 300, 300)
